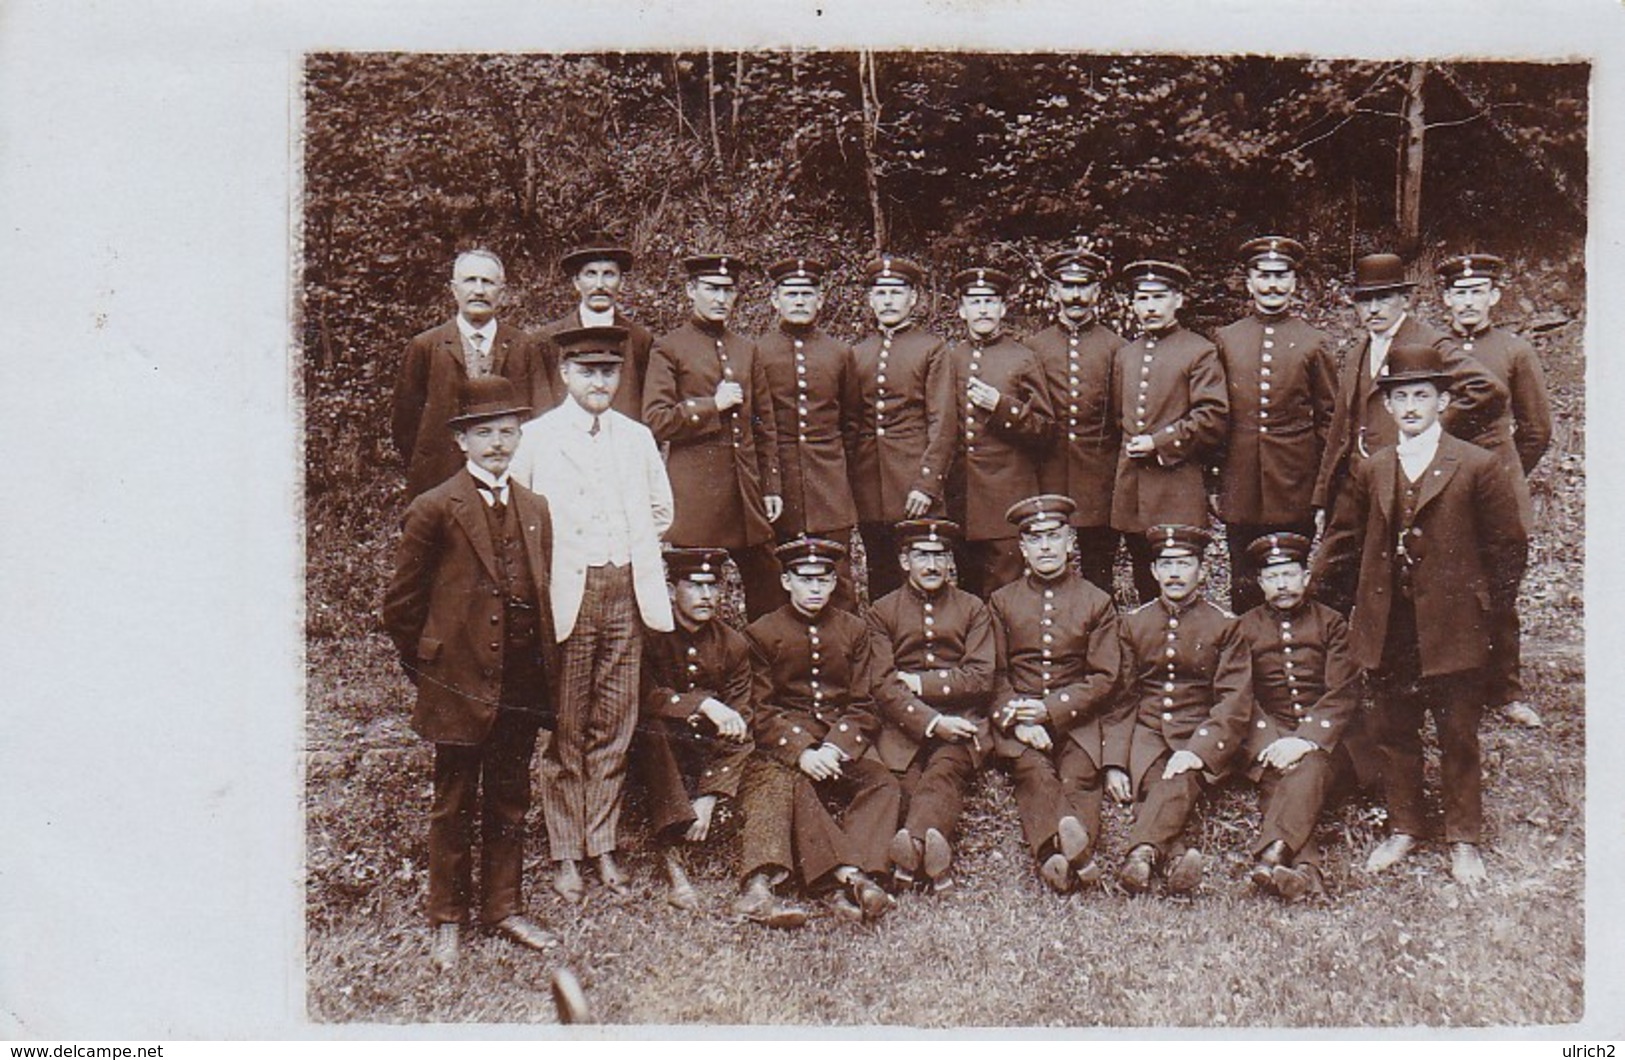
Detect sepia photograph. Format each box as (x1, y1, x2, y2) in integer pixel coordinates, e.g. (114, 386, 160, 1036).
(302, 50, 1585, 1027)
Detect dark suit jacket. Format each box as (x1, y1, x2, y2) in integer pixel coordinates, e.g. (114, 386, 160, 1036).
(382, 473, 560, 745)
(535, 308, 654, 422)
(1313, 432, 1527, 678)
(390, 319, 549, 499)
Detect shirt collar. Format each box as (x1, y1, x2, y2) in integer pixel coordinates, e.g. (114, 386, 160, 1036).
(1395, 420, 1444, 457)
(465, 461, 508, 491)
(578, 305, 616, 328)
(558, 397, 605, 434)
(457, 315, 497, 344)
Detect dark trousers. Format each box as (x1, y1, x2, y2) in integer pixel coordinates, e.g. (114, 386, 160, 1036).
(1126, 752, 1204, 855)
(428, 709, 541, 926)
(1124, 534, 1161, 607)
(895, 741, 977, 840)
(1373, 669, 1486, 844)
(1485, 603, 1523, 706)
(730, 544, 787, 621)
(1073, 525, 1120, 598)
(1225, 519, 1316, 616)
(788, 756, 901, 886)
(1252, 745, 1354, 867)
(635, 718, 754, 841)
(1007, 740, 1103, 859)
(962, 536, 1025, 598)
(859, 521, 905, 606)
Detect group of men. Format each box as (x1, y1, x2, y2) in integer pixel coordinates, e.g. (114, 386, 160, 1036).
(381, 236, 1552, 970)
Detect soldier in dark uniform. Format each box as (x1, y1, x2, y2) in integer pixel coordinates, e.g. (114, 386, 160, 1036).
(1029, 247, 1127, 594)
(1105, 525, 1252, 896)
(945, 266, 1054, 597)
(1436, 253, 1555, 729)
(866, 518, 996, 894)
(1313, 345, 1527, 889)
(1312, 252, 1506, 532)
(988, 495, 1124, 893)
(1109, 261, 1230, 606)
(644, 254, 786, 619)
(757, 257, 864, 610)
(1234, 532, 1363, 902)
(637, 548, 808, 927)
(850, 255, 957, 605)
(1209, 236, 1337, 615)
(746, 537, 902, 922)
(535, 244, 654, 422)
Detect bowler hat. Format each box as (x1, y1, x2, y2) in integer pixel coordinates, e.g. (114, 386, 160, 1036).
(1374, 344, 1454, 390)
(447, 376, 531, 429)
(553, 324, 627, 365)
(560, 244, 634, 276)
(1351, 253, 1417, 297)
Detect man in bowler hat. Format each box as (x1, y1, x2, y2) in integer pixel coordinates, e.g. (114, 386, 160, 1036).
(536, 244, 655, 422)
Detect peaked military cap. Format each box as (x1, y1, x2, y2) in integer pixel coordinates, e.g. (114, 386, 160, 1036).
(1120, 259, 1193, 292)
(1246, 531, 1312, 570)
(682, 254, 750, 284)
(1006, 494, 1077, 534)
(1238, 235, 1305, 271)
(767, 257, 828, 286)
(775, 535, 847, 576)
(1437, 253, 1507, 288)
(665, 547, 729, 584)
(1042, 248, 1110, 284)
(1145, 523, 1211, 559)
(863, 254, 927, 287)
(895, 518, 961, 550)
(553, 324, 628, 365)
(952, 266, 1016, 297)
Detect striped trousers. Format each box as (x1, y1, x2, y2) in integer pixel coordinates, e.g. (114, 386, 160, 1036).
(541, 564, 641, 861)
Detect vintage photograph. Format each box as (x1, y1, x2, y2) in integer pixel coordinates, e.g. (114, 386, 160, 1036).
(301, 51, 1586, 1027)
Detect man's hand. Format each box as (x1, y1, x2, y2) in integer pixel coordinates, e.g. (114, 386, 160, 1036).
(1105, 767, 1133, 803)
(1258, 736, 1317, 772)
(966, 376, 1002, 411)
(698, 697, 748, 742)
(1207, 492, 1222, 520)
(1313, 507, 1327, 537)
(685, 794, 719, 843)
(903, 489, 934, 518)
(1013, 722, 1053, 752)
(798, 743, 843, 782)
(933, 715, 979, 742)
(896, 671, 924, 696)
(714, 379, 744, 411)
(1162, 749, 1206, 779)
(1000, 697, 1047, 727)
(763, 494, 784, 522)
(1125, 434, 1155, 458)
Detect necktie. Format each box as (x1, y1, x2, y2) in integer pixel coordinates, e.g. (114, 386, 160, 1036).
(589, 415, 601, 438)
(477, 480, 506, 512)
(469, 332, 490, 377)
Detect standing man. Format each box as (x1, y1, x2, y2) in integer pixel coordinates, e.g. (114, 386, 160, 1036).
(392, 248, 548, 499)
(1436, 253, 1555, 729)
(382, 376, 560, 970)
(1110, 261, 1229, 606)
(851, 255, 957, 605)
(757, 257, 865, 610)
(747, 537, 902, 922)
(1105, 525, 1252, 896)
(1029, 247, 1127, 594)
(1235, 532, 1363, 903)
(636, 548, 809, 927)
(1210, 236, 1338, 615)
(988, 496, 1124, 894)
(509, 325, 675, 904)
(946, 266, 1054, 597)
(536, 244, 655, 422)
(1312, 252, 1506, 529)
(1313, 345, 1527, 888)
(645, 254, 786, 620)
(866, 518, 996, 894)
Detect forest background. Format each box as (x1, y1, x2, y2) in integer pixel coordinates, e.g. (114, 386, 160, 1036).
(302, 52, 1588, 1026)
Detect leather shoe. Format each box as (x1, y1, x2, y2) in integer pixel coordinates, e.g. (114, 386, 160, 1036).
(1040, 852, 1073, 894)
(663, 853, 699, 911)
(1272, 862, 1325, 903)
(829, 891, 865, 923)
(553, 860, 586, 904)
(1164, 848, 1204, 895)
(1057, 815, 1090, 867)
(849, 870, 896, 921)
(1366, 833, 1418, 874)
(1074, 856, 1103, 889)
(923, 828, 954, 891)
(494, 914, 559, 952)
(1250, 840, 1290, 890)
(889, 828, 920, 889)
(1503, 701, 1543, 729)
(596, 852, 630, 897)
(429, 922, 460, 972)
(1450, 842, 1488, 887)
(1118, 845, 1157, 895)
(550, 967, 592, 1024)
(731, 873, 807, 927)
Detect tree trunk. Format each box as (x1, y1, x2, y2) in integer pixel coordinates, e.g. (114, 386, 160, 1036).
(707, 50, 724, 168)
(1395, 62, 1426, 253)
(857, 51, 889, 254)
(670, 54, 685, 138)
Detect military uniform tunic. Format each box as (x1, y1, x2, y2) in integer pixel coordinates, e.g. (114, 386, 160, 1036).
(1028, 320, 1126, 527)
(946, 334, 1054, 542)
(851, 323, 957, 523)
(757, 324, 864, 537)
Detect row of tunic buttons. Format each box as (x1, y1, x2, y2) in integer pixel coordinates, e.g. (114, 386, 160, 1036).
(1065, 335, 1082, 442)
(1259, 325, 1275, 434)
(964, 347, 982, 447)
(720, 341, 742, 448)
(875, 336, 891, 437)
(1135, 340, 1154, 431)
(794, 339, 812, 443)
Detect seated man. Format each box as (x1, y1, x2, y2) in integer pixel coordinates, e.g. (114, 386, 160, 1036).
(747, 537, 902, 922)
(635, 548, 806, 927)
(1105, 525, 1252, 896)
(866, 518, 996, 893)
(1234, 532, 1362, 902)
(988, 495, 1124, 894)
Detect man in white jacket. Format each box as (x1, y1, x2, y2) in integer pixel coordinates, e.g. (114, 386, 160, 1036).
(510, 325, 675, 903)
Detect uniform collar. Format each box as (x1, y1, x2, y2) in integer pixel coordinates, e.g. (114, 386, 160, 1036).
(690, 317, 729, 339)
(879, 320, 915, 339)
(1157, 593, 1202, 618)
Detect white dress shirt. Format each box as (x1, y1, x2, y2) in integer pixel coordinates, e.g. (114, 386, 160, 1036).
(1395, 420, 1443, 482)
(1367, 313, 1408, 379)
